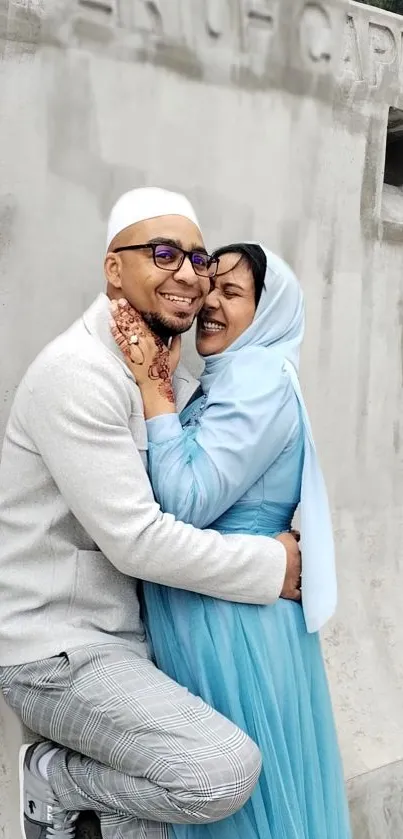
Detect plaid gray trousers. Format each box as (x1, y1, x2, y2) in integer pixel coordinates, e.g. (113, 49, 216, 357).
(0, 642, 261, 838)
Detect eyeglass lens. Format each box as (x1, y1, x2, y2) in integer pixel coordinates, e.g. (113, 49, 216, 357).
(154, 244, 216, 277)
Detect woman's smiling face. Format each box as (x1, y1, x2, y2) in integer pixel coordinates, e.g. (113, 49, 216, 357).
(196, 253, 257, 356)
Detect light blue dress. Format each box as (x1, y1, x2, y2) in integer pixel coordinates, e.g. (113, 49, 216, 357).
(142, 347, 351, 839)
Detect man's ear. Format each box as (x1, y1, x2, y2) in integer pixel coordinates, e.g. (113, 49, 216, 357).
(104, 252, 123, 290)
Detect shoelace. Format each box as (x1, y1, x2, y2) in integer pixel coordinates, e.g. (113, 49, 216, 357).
(46, 805, 79, 839)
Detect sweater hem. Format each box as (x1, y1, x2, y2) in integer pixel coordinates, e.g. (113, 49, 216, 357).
(0, 631, 149, 667)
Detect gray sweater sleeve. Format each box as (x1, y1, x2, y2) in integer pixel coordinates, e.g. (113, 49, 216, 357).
(26, 351, 286, 605)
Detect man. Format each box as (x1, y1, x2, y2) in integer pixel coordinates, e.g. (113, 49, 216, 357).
(0, 188, 301, 839)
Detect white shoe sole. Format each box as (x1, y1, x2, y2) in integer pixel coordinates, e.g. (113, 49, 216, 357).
(18, 744, 31, 839)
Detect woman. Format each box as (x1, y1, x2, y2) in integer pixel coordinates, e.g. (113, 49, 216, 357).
(111, 244, 351, 839)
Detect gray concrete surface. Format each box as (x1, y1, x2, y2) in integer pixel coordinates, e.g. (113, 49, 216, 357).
(1, 0, 403, 836)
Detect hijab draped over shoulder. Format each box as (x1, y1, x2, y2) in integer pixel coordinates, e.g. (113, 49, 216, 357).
(200, 246, 336, 633)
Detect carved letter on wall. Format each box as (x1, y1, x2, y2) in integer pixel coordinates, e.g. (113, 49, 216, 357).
(195, 0, 239, 58)
(299, 3, 332, 64)
(118, 0, 163, 35)
(77, 0, 115, 21)
(243, 1, 274, 76)
(78, 0, 114, 12)
(368, 22, 396, 88)
(340, 15, 363, 82)
(204, 0, 224, 39)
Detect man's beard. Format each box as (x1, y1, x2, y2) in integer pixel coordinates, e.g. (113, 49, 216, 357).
(142, 311, 194, 344)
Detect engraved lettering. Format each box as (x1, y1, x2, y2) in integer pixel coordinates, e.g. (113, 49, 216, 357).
(340, 14, 363, 82)
(247, 4, 273, 28)
(205, 0, 223, 39)
(118, 0, 163, 35)
(368, 22, 396, 88)
(194, 0, 236, 55)
(243, 0, 274, 76)
(56, 1, 403, 100)
(143, 0, 163, 33)
(299, 3, 332, 64)
(76, 0, 116, 30)
(78, 0, 113, 13)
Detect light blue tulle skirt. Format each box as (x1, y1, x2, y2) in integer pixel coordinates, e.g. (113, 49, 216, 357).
(143, 502, 351, 839)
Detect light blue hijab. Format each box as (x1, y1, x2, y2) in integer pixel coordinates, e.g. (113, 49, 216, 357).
(200, 246, 337, 633)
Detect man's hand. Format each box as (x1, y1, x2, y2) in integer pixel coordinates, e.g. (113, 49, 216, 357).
(276, 532, 302, 601)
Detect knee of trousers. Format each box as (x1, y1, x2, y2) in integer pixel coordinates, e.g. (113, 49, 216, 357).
(169, 734, 262, 824)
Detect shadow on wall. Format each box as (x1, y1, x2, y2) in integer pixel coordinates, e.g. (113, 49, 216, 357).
(380, 107, 403, 223)
(384, 108, 403, 186)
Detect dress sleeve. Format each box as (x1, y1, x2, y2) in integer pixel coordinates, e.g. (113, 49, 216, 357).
(146, 348, 300, 529)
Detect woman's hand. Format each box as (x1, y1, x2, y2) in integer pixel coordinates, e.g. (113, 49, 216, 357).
(110, 298, 180, 418)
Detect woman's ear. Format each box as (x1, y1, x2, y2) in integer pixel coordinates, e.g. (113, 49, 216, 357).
(104, 252, 123, 290)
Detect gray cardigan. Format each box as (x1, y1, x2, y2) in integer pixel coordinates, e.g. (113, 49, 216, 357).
(0, 294, 286, 666)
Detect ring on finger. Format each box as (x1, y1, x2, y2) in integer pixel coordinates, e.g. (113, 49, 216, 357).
(130, 334, 139, 345)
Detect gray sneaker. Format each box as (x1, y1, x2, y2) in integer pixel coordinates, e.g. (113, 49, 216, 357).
(19, 742, 79, 838)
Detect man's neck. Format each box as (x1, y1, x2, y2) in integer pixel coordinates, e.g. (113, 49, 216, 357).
(141, 310, 175, 346)
(146, 320, 172, 346)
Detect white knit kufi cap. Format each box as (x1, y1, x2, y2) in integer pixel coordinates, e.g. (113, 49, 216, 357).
(106, 187, 200, 251)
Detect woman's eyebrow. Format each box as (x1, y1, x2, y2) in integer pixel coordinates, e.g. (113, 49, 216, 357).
(220, 281, 245, 291)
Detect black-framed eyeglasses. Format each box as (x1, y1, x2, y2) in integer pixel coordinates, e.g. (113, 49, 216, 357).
(113, 242, 219, 279)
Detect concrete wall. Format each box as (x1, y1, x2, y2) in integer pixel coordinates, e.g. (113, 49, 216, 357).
(1, 0, 403, 836)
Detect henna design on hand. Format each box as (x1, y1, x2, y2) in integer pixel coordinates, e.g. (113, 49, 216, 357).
(148, 337, 175, 403)
(111, 299, 175, 403)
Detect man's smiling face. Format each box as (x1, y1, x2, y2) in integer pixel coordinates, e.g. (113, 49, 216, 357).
(105, 215, 211, 336)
